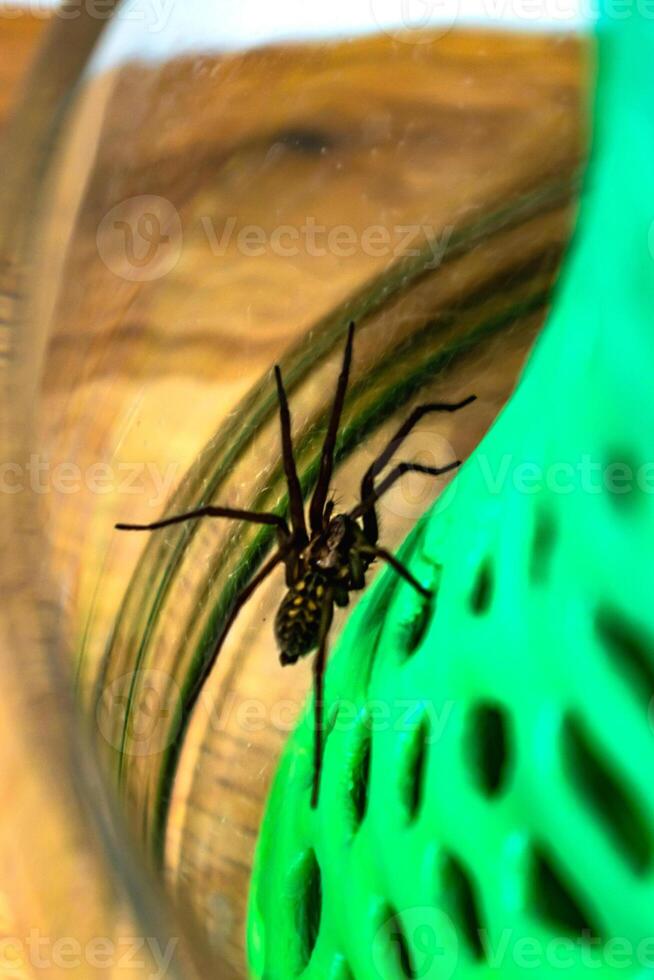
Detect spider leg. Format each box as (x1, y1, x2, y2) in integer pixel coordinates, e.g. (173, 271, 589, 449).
(184, 548, 286, 720)
(309, 321, 355, 535)
(275, 365, 309, 547)
(359, 394, 476, 543)
(116, 505, 289, 535)
(350, 459, 461, 524)
(362, 545, 431, 598)
(311, 589, 334, 809)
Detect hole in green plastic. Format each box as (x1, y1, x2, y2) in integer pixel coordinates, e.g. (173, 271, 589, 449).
(441, 854, 485, 960)
(398, 594, 433, 662)
(349, 719, 372, 833)
(466, 702, 511, 797)
(379, 906, 417, 979)
(595, 605, 654, 704)
(530, 844, 599, 938)
(328, 954, 354, 980)
(290, 849, 322, 973)
(530, 507, 557, 584)
(401, 715, 430, 823)
(604, 451, 642, 511)
(562, 714, 651, 874)
(470, 558, 493, 614)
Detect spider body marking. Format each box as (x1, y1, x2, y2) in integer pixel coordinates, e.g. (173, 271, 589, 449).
(275, 571, 332, 665)
(275, 514, 373, 664)
(116, 322, 475, 808)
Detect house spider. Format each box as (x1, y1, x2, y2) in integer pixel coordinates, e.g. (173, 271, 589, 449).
(117, 323, 475, 807)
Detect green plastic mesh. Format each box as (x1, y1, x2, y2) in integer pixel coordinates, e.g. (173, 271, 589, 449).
(248, 14, 654, 980)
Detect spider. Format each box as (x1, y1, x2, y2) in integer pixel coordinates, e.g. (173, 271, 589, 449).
(116, 323, 475, 807)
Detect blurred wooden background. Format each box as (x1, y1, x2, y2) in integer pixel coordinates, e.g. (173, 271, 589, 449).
(0, 12, 49, 127)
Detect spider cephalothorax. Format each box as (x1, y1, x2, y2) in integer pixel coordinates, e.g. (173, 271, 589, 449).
(117, 323, 475, 807)
(276, 514, 374, 665)
(308, 512, 369, 584)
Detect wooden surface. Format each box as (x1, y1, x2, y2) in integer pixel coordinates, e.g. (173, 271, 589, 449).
(26, 26, 589, 977)
(0, 13, 49, 127)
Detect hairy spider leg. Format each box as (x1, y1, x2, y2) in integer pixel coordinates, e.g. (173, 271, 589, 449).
(362, 545, 431, 598)
(309, 321, 355, 536)
(115, 504, 289, 535)
(311, 588, 334, 808)
(359, 395, 476, 543)
(351, 460, 462, 530)
(274, 365, 308, 548)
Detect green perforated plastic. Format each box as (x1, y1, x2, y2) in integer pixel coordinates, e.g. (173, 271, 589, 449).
(248, 14, 654, 980)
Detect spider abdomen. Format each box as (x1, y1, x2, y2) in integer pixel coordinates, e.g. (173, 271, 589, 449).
(275, 572, 328, 665)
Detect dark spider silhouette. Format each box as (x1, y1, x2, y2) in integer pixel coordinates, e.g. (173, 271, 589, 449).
(116, 323, 475, 807)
